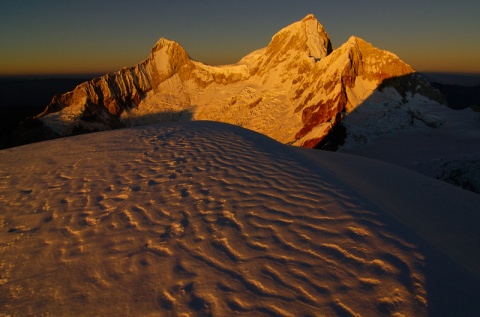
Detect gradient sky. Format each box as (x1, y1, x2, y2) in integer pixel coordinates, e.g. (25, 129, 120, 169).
(1, 0, 479, 76)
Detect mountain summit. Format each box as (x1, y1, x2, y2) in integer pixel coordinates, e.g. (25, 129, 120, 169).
(33, 14, 445, 148)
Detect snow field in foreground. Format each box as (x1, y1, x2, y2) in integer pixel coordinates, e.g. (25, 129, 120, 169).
(1, 121, 479, 316)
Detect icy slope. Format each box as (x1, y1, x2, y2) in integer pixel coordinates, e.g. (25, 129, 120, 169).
(34, 14, 444, 148)
(1, 121, 480, 316)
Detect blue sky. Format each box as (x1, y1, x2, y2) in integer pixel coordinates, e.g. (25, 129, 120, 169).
(1, 0, 479, 75)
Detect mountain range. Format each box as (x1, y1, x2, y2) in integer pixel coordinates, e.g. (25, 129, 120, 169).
(30, 14, 446, 148)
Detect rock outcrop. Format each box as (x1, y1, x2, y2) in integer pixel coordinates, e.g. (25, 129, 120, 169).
(33, 14, 446, 148)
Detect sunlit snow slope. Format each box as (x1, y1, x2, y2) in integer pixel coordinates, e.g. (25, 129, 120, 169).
(1, 122, 479, 316)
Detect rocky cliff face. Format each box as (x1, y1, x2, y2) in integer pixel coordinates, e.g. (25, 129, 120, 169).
(34, 14, 446, 148)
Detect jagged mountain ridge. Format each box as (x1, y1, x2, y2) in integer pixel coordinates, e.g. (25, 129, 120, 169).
(36, 14, 445, 148)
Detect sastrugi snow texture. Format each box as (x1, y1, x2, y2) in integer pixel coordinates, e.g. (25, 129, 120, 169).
(1, 122, 480, 316)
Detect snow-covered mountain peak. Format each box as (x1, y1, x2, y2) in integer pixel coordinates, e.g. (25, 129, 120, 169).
(302, 13, 317, 21)
(264, 14, 332, 62)
(149, 37, 191, 75)
(345, 35, 367, 45)
(151, 37, 178, 52)
(246, 14, 333, 81)
(341, 35, 415, 83)
(29, 15, 447, 149)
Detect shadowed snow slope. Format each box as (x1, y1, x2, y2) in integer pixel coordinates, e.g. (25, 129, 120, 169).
(339, 95, 480, 194)
(1, 121, 479, 316)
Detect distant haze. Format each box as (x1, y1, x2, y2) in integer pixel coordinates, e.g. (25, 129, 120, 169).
(421, 72, 480, 87)
(1, 0, 480, 76)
